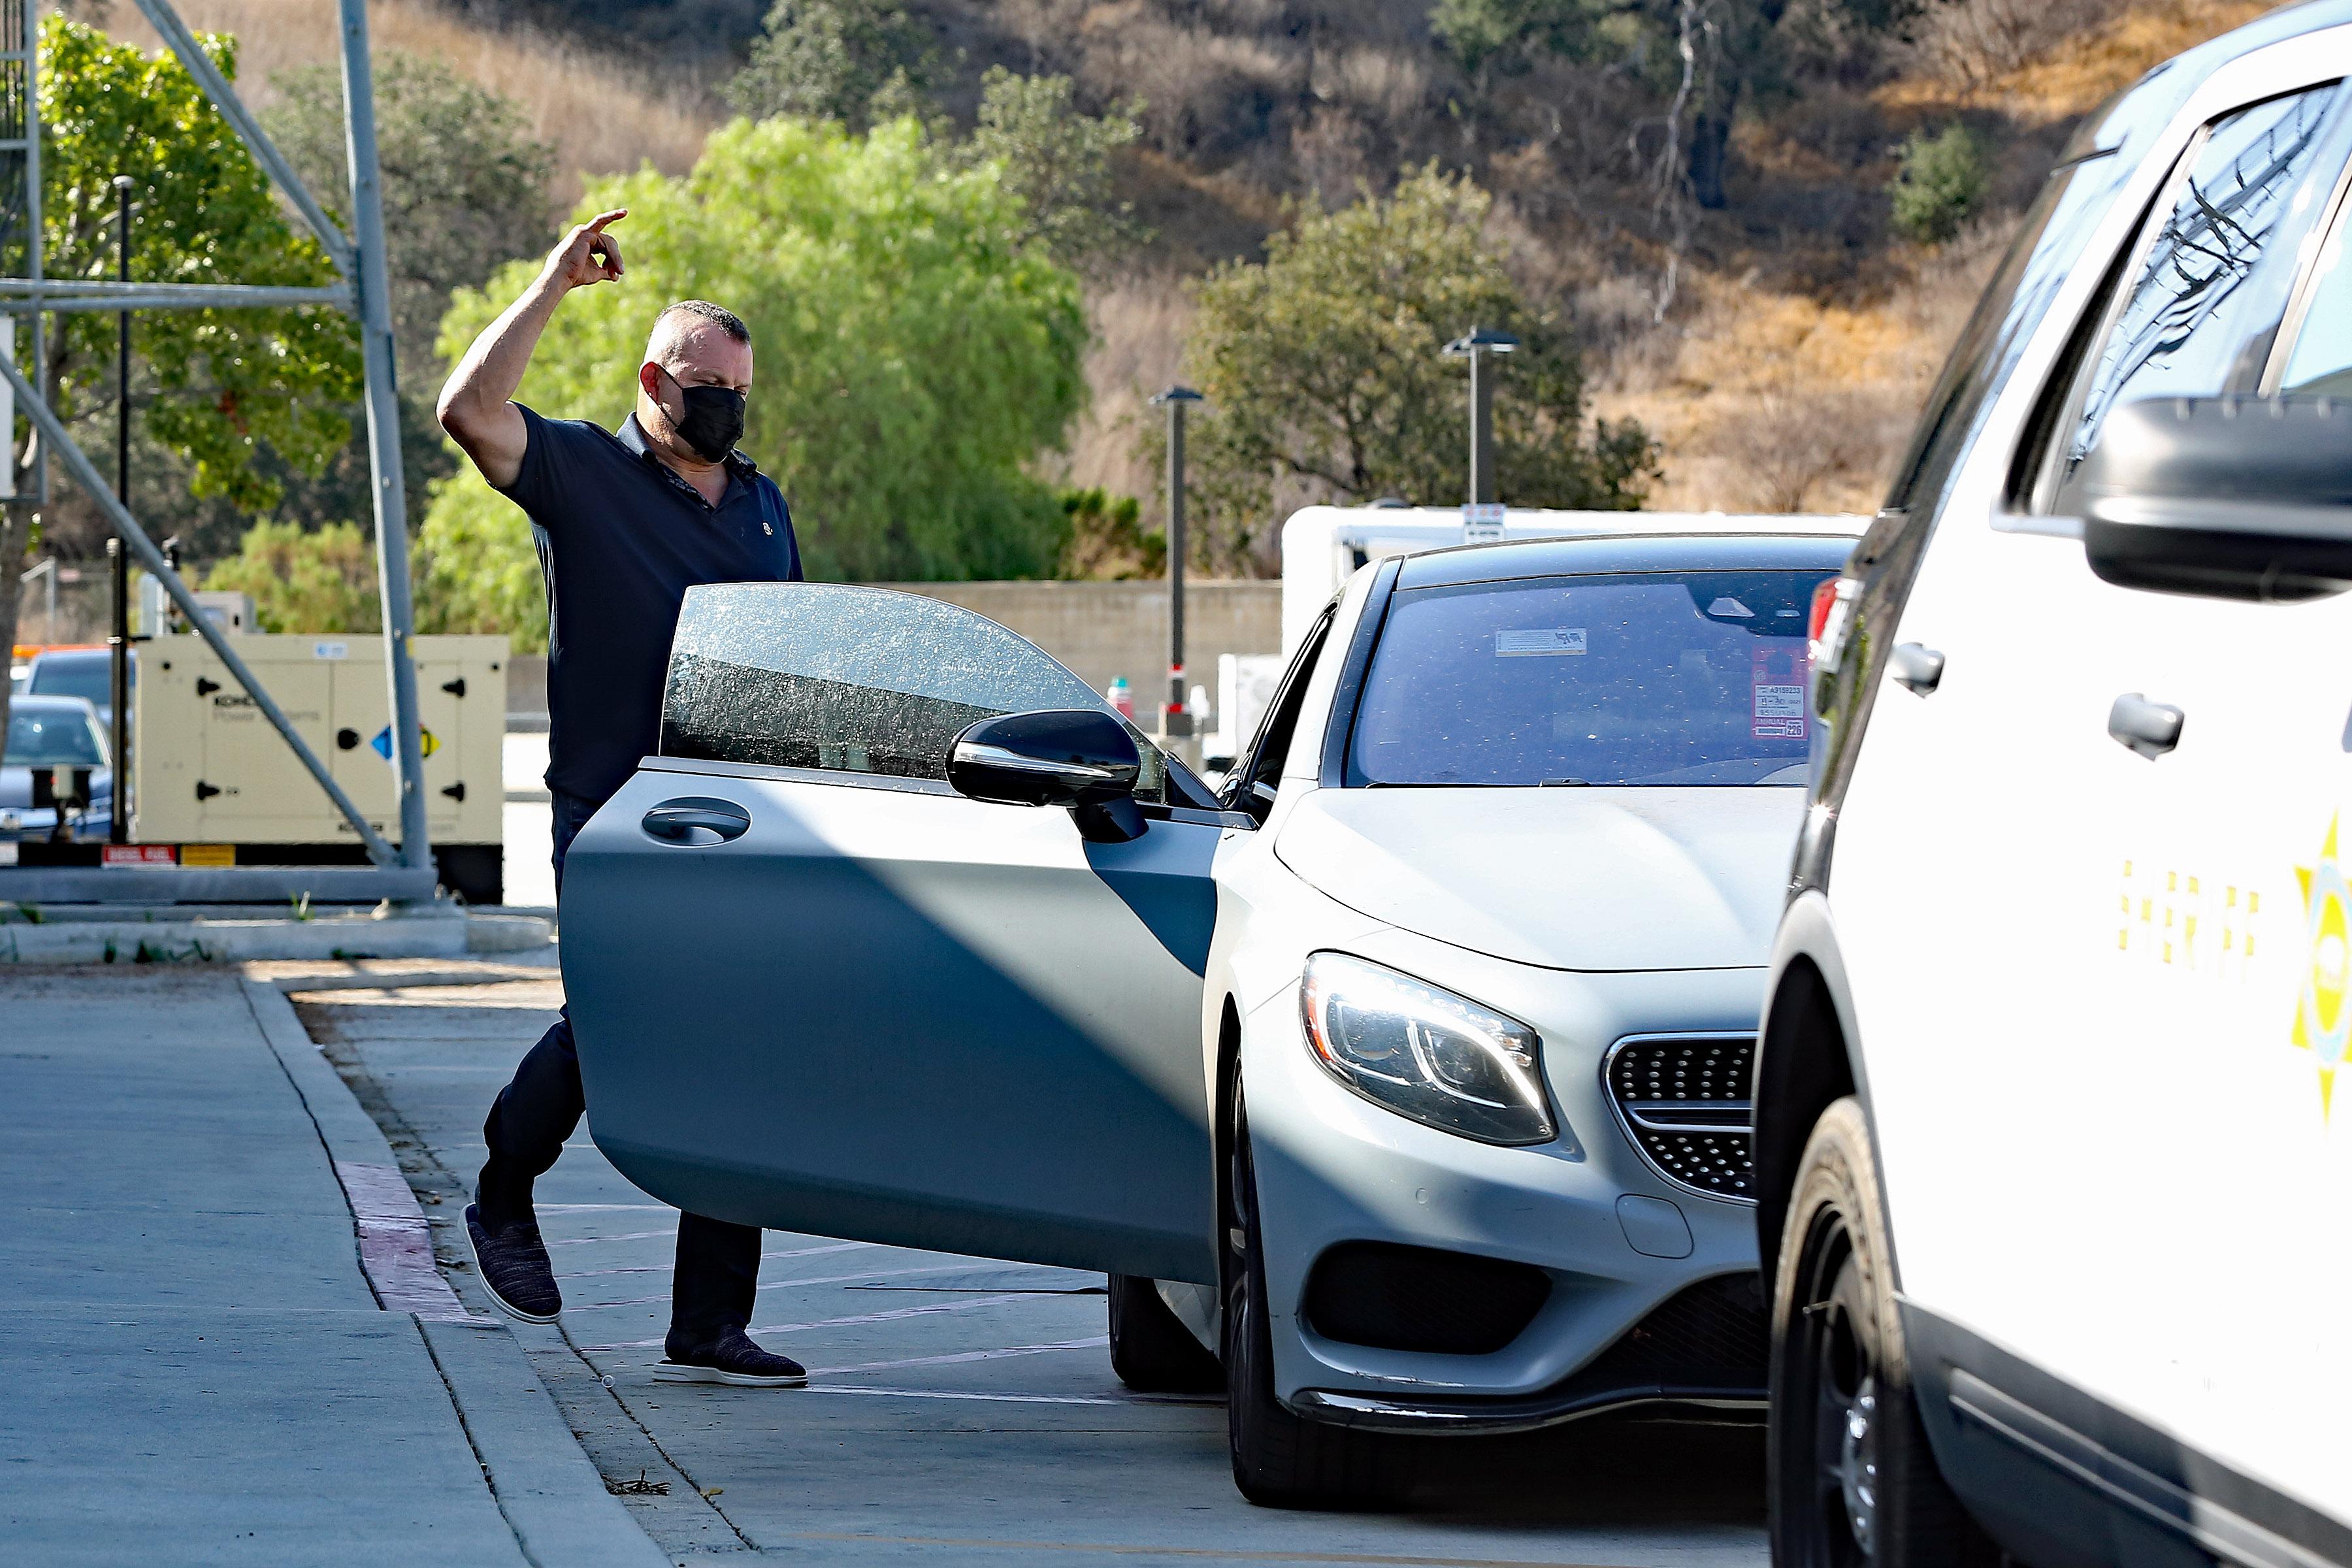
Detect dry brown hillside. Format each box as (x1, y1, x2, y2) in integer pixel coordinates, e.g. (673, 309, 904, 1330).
(96, 0, 2293, 529)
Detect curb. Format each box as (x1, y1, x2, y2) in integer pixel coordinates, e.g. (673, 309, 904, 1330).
(0, 912, 551, 964)
(240, 975, 670, 1568)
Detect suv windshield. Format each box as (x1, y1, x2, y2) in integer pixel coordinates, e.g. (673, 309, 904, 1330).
(1348, 569, 1838, 787)
(28, 653, 116, 705)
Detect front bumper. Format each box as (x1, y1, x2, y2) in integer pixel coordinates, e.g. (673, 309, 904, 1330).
(1239, 928, 1768, 1431)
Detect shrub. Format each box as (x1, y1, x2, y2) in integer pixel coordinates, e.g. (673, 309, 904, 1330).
(204, 519, 382, 634)
(1057, 487, 1162, 580)
(1889, 125, 1989, 246)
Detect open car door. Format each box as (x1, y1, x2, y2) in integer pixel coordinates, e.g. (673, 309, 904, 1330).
(563, 584, 1236, 1284)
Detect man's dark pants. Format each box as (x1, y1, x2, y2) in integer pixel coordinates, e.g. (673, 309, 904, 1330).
(477, 789, 762, 1355)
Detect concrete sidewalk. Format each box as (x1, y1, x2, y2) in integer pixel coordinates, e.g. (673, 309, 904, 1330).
(0, 967, 661, 1565)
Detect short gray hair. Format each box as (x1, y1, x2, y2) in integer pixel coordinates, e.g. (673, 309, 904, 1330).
(645, 300, 751, 365)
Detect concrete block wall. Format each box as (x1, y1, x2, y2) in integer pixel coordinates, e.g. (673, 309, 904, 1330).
(880, 580, 1283, 706)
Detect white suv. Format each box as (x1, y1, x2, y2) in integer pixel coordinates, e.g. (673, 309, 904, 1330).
(1752, 5, 2352, 1565)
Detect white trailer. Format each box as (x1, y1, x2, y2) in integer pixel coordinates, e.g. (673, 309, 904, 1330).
(1278, 504, 1868, 657)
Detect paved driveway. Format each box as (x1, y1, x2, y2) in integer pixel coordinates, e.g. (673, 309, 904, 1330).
(293, 962, 1771, 1567)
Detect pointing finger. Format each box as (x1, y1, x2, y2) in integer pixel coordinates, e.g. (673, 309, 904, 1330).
(586, 208, 629, 234)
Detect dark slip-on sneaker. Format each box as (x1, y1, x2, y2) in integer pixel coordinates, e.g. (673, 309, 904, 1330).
(655, 1329, 808, 1387)
(465, 1203, 562, 1324)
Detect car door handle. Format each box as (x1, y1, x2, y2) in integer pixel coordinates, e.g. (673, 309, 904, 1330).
(642, 798, 752, 845)
(2107, 694, 2183, 759)
(1890, 642, 1944, 696)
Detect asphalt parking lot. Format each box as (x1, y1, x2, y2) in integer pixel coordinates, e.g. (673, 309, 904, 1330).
(294, 962, 1772, 1565)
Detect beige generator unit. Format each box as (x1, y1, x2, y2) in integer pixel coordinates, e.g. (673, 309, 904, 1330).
(135, 634, 509, 903)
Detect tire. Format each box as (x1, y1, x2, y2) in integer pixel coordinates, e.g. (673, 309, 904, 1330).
(1108, 1273, 1224, 1394)
(1769, 1098, 1996, 1567)
(1223, 1077, 1396, 1509)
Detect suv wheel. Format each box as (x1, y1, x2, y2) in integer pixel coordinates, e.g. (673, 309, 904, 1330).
(1224, 1077, 1394, 1508)
(1770, 1098, 1995, 1565)
(1108, 1274, 1224, 1393)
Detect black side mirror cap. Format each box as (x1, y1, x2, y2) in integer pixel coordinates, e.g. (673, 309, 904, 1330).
(2078, 395, 2352, 601)
(948, 709, 1145, 841)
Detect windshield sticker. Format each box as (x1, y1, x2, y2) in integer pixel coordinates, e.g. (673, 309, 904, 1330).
(1496, 627, 1587, 657)
(1752, 646, 1808, 738)
(1707, 596, 1755, 619)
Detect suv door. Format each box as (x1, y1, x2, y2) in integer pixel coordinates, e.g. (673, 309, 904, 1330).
(563, 584, 1241, 1285)
(1833, 73, 2352, 1526)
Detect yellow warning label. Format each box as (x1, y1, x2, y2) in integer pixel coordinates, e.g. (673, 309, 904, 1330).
(180, 843, 235, 868)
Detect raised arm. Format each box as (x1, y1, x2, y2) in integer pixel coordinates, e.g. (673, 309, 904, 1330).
(436, 209, 629, 489)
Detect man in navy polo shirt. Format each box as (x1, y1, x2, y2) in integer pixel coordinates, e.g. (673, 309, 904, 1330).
(436, 208, 806, 1386)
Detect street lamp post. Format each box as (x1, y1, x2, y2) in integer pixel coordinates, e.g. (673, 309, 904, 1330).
(1149, 385, 1203, 761)
(110, 174, 133, 845)
(1441, 326, 1519, 508)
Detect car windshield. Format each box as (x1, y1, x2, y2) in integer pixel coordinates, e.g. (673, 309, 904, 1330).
(28, 654, 122, 704)
(7, 708, 106, 768)
(1347, 569, 1838, 787)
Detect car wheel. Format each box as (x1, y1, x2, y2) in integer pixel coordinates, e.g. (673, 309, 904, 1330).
(1770, 1098, 1995, 1566)
(1224, 1077, 1395, 1509)
(1108, 1274, 1224, 1394)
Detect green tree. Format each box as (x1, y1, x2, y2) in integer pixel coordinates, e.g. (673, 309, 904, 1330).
(30, 16, 359, 517)
(423, 113, 1087, 612)
(1889, 123, 1988, 244)
(204, 517, 382, 633)
(965, 69, 1145, 274)
(1173, 167, 1653, 569)
(265, 54, 553, 389)
(725, 0, 936, 130)
(1056, 486, 1162, 580)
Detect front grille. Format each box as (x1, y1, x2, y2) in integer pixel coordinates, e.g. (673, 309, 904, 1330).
(1556, 1271, 1769, 1399)
(1303, 1241, 1552, 1356)
(1605, 1034, 1756, 1201)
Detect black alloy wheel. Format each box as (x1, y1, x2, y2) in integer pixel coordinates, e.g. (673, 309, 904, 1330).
(1769, 1098, 1995, 1567)
(1222, 1075, 1394, 1508)
(1108, 1273, 1224, 1394)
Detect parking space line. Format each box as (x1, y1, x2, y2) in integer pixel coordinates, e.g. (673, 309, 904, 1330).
(774, 1533, 1635, 1566)
(809, 1335, 1110, 1376)
(566, 1262, 1016, 1312)
(547, 1228, 676, 1245)
(796, 1385, 1218, 1409)
(557, 1240, 879, 1279)
(576, 1292, 1043, 1351)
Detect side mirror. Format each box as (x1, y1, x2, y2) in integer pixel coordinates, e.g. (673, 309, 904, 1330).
(948, 708, 1145, 842)
(2076, 395, 2352, 602)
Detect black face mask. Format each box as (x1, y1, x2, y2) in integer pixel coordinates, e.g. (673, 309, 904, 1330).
(659, 369, 746, 464)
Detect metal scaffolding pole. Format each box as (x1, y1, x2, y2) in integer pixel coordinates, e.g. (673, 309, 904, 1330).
(0, 348, 400, 865)
(0, 0, 431, 895)
(336, 0, 431, 874)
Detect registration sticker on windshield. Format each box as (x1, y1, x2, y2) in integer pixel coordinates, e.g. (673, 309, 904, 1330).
(1752, 646, 1808, 738)
(1496, 627, 1586, 657)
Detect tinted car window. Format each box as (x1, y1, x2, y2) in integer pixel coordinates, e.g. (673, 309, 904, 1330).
(27, 652, 123, 704)
(2277, 202, 2352, 393)
(2055, 84, 2344, 498)
(7, 706, 106, 767)
(661, 582, 1177, 803)
(1347, 570, 1837, 788)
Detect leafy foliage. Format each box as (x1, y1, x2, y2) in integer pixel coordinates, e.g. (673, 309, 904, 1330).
(965, 70, 1145, 274)
(725, 0, 936, 130)
(427, 114, 1088, 597)
(1889, 123, 1989, 244)
(1057, 487, 1162, 580)
(203, 518, 382, 633)
(1172, 167, 1654, 569)
(265, 53, 554, 389)
(416, 474, 549, 649)
(33, 16, 359, 515)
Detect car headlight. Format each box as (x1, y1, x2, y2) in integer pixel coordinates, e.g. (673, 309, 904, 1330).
(1299, 953, 1556, 1145)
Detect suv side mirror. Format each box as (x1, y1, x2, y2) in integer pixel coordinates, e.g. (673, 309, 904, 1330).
(2076, 395, 2352, 602)
(948, 708, 1145, 842)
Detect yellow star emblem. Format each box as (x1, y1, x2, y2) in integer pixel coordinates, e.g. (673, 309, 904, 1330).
(2292, 814, 2351, 1118)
